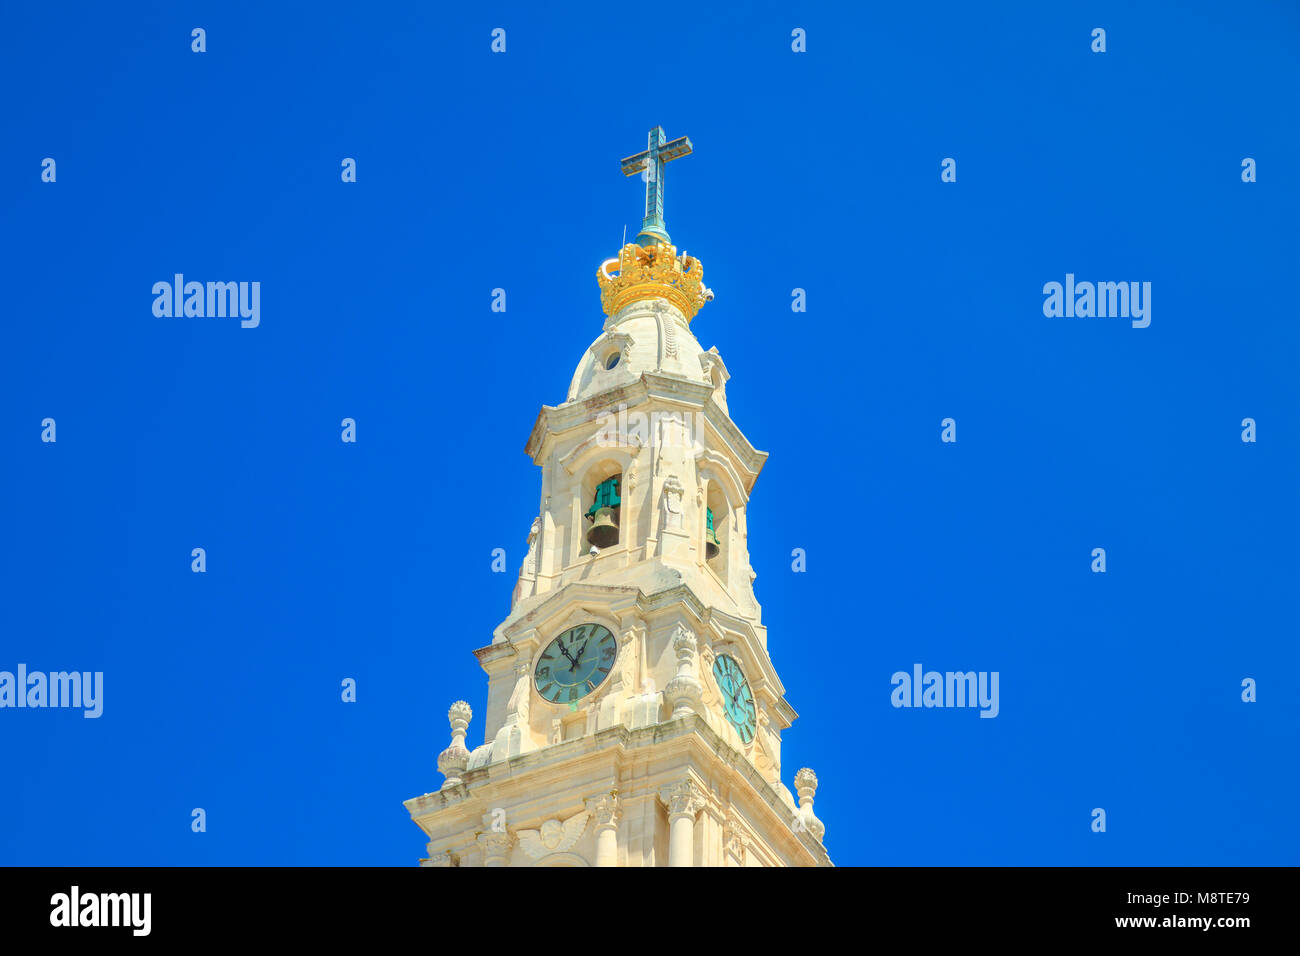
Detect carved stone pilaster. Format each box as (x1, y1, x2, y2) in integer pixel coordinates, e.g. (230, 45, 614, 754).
(585, 791, 622, 867)
(659, 778, 705, 868)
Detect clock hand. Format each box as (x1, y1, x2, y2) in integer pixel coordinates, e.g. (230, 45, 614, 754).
(562, 641, 589, 673)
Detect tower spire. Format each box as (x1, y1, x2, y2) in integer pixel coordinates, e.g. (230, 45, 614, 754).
(600, 126, 711, 322)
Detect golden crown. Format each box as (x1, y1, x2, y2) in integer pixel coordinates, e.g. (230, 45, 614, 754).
(597, 242, 713, 322)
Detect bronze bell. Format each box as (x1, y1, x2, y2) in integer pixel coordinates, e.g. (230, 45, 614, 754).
(705, 506, 721, 559)
(587, 506, 619, 549)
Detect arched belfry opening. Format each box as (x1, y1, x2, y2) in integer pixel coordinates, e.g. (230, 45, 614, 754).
(705, 505, 721, 559)
(582, 462, 623, 552)
(704, 480, 731, 580)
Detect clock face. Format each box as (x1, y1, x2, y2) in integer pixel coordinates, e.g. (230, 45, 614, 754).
(534, 623, 618, 706)
(712, 654, 756, 744)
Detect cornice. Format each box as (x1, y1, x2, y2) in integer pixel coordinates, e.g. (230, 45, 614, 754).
(523, 373, 768, 490)
(405, 714, 832, 867)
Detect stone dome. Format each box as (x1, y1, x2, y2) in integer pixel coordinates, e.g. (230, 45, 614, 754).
(566, 298, 729, 411)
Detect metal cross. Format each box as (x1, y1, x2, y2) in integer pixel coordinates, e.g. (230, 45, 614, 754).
(620, 126, 693, 247)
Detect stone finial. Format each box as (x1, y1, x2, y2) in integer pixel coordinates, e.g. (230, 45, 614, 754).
(664, 623, 703, 718)
(795, 767, 817, 796)
(793, 768, 825, 841)
(672, 623, 696, 662)
(436, 701, 472, 789)
(448, 700, 472, 733)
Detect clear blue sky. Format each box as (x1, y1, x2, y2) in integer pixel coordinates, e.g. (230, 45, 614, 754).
(2, 0, 1297, 866)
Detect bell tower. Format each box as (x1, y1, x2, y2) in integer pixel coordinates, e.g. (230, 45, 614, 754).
(404, 128, 830, 867)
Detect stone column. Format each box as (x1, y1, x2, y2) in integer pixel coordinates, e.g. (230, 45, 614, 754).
(586, 792, 622, 867)
(659, 779, 704, 867)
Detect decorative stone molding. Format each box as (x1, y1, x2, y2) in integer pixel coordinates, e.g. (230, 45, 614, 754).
(591, 330, 635, 368)
(490, 658, 537, 761)
(657, 301, 680, 360)
(698, 347, 730, 390)
(424, 850, 458, 867)
(517, 810, 590, 861)
(513, 517, 541, 606)
(723, 812, 749, 864)
(655, 412, 691, 461)
(557, 431, 637, 477)
(436, 701, 472, 789)
(585, 792, 621, 828)
(664, 623, 704, 718)
(659, 477, 685, 528)
(505, 659, 531, 723)
(617, 621, 642, 693)
(658, 778, 706, 820)
(476, 829, 515, 866)
(753, 708, 778, 778)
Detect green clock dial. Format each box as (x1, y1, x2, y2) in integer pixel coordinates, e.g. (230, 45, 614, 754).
(712, 653, 756, 744)
(534, 623, 618, 706)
